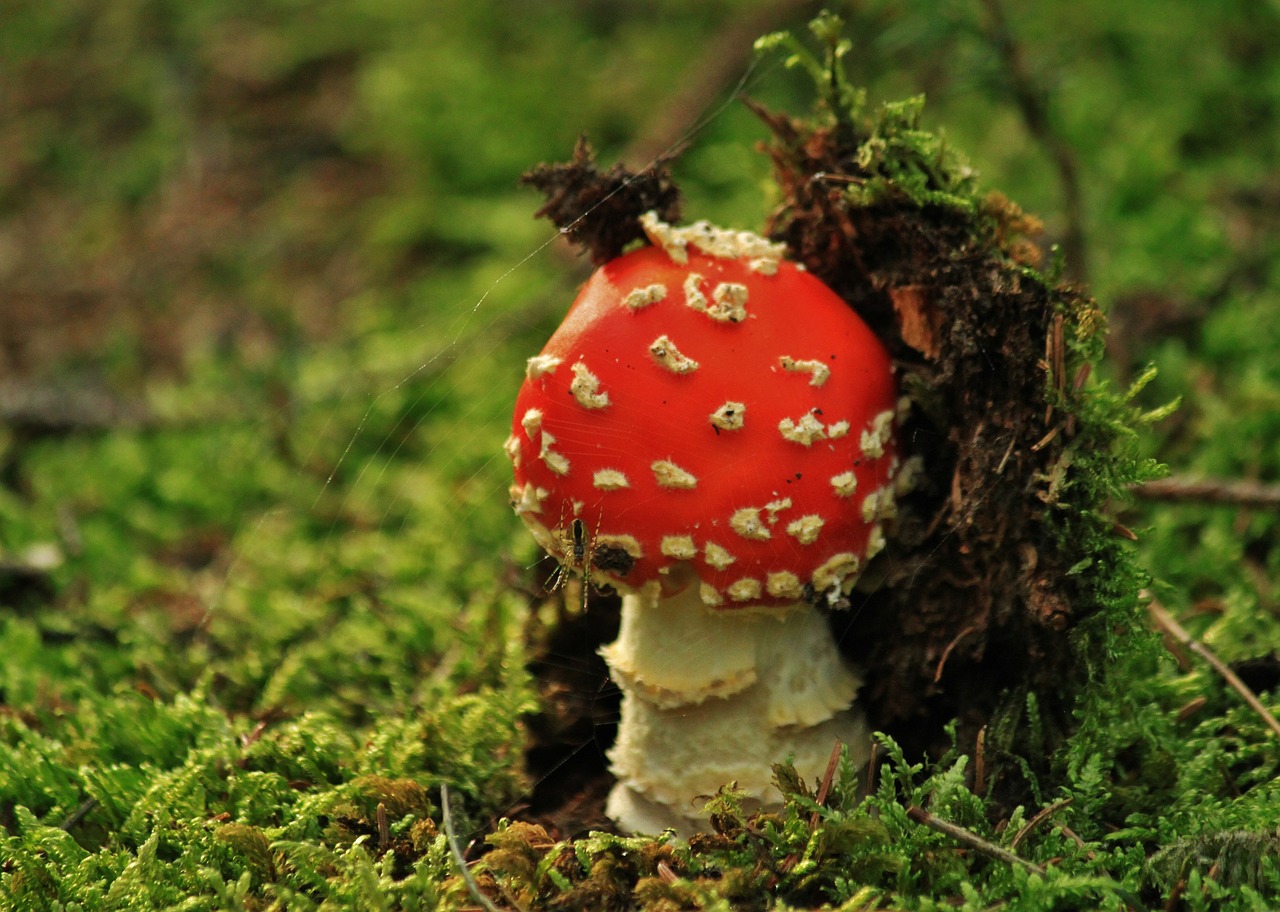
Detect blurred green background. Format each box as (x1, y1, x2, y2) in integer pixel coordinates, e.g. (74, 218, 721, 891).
(1, 0, 1278, 907)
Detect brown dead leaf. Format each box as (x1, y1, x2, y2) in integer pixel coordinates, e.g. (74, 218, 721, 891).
(890, 284, 944, 359)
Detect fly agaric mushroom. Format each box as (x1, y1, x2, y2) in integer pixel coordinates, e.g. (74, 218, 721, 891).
(508, 213, 900, 835)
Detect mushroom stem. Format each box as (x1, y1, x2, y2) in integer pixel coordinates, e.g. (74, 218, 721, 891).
(601, 579, 871, 835)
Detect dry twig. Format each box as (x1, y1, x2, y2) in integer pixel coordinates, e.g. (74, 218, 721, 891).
(0, 382, 148, 433)
(779, 739, 846, 877)
(864, 739, 880, 796)
(906, 805, 1045, 873)
(1010, 798, 1072, 849)
(60, 798, 98, 832)
(1132, 476, 1280, 511)
(809, 739, 844, 829)
(1147, 596, 1280, 741)
(441, 783, 515, 912)
(972, 727, 987, 798)
(376, 802, 391, 853)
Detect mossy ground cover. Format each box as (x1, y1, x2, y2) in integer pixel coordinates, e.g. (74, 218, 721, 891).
(2, 3, 1279, 909)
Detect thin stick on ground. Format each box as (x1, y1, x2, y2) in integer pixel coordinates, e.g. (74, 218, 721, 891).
(1132, 476, 1280, 511)
(1147, 596, 1280, 741)
(780, 739, 846, 877)
(376, 802, 391, 853)
(60, 798, 98, 832)
(441, 783, 517, 912)
(0, 381, 149, 433)
(809, 738, 844, 829)
(1010, 798, 1072, 849)
(906, 805, 1044, 873)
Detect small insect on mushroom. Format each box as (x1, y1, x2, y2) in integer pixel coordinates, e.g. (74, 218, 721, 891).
(545, 512, 603, 611)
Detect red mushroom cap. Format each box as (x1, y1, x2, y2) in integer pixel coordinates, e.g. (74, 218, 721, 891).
(508, 218, 899, 608)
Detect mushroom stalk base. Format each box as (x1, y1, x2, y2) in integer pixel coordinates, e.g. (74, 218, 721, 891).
(601, 583, 871, 836)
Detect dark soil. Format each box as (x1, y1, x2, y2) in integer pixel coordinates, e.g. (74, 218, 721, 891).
(520, 580, 621, 839)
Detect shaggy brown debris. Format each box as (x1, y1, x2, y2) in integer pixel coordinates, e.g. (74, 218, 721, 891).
(752, 101, 1098, 793)
(521, 137, 682, 266)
